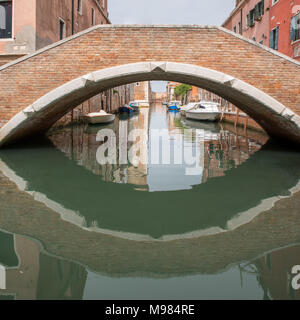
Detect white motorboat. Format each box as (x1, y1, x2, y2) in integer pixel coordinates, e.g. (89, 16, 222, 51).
(85, 110, 115, 124)
(180, 102, 198, 116)
(185, 103, 221, 121)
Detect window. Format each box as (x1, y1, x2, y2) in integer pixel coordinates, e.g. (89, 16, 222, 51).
(294, 45, 300, 58)
(255, 1, 264, 20)
(91, 8, 95, 26)
(59, 18, 66, 40)
(272, 0, 278, 5)
(238, 22, 242, 34)
(233, 26, 237, 33)
(248, 9, 255, 27)
(0, 1, 12, 39)
(270, 26, 279, 50)
(252, 37, 256, 42)
(77, 0, 82, 14)
(136, 83, 140, 87)
(259, 40, 264, 45)
(247, 1, 264, 28)
(291, 13, 300, 42)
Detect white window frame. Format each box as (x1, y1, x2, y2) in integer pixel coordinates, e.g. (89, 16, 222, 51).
(0, 0, 14, 42)
(272, 0, 279, 6)
(77, 0, 82, 15)
(58, 17, 66, 40)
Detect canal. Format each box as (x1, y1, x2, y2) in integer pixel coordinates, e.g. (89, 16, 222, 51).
(0, 103, 300, 300)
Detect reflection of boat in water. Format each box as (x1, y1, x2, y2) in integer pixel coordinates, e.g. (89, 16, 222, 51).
(168, 109, 180, 114)
(84, 110, 115, 124)
(182, 119, 220, 133)
(119, 112, 135, 121)
(84, 121, 116, 134)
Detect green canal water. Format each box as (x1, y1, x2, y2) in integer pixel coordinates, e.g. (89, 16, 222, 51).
(0, 103, 300, 300)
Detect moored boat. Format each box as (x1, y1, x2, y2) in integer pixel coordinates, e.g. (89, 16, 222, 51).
(119, 104, 134, 113)
(185, 103, 221, 121)
(180, 102, 198, 116)
(85, 110, 115, 124)
(129, 101, 140, 112)
(168, 100, 181, 111)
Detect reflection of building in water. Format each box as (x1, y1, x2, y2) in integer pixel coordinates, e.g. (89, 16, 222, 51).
(114, 108, 149, 187)
(170, 115, 265, 184)
(201, 128, 264, 183)
(250, 245, 300, 300)
(49, 104, 267, 188)
(49, 108, 150, 189)
(0, 233, 87, 300)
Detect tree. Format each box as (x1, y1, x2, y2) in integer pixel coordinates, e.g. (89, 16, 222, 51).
(174, 84, 192, 103)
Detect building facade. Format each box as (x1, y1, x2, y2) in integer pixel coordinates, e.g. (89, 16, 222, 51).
(0, 0, 109, 57)
(223, 0, 300, 61)
(133, 81, 152, 103)
(0, 0, 133, 123)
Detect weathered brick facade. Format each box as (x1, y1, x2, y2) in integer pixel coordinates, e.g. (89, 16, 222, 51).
(0, 25, 300, 143)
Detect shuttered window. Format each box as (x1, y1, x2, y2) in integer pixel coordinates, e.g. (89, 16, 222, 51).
(291, 13, 300, 42)
(0, 1, 12, 39)
(270, 27, 279, 50)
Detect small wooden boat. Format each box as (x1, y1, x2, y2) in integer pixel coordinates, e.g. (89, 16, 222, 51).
(85, 110, 115, 124)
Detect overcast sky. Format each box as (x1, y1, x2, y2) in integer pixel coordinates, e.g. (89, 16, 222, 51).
(108, 0, 235, 91)
(108, 0, 234, 25)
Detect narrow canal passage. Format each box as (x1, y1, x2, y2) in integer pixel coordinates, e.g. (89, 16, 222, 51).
(0, 102, 300, 299)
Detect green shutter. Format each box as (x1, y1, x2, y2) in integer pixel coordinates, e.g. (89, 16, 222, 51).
(254, 4, 259, 20)
(275, 27, 279, 50)
(270, 30, 274, 48)
(291, 16, 296, 41)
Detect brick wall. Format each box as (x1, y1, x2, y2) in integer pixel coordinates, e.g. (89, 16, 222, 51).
(0, 55, 25, 67)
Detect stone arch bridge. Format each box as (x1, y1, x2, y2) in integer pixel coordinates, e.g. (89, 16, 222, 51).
(0, 25, 300, 146)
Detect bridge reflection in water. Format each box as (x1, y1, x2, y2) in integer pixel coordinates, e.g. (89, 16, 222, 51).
(0, 231, 299, 300)
(0, 103, 300, 299)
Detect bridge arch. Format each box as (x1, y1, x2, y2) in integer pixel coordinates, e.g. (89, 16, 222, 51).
(0, 61, 299, 146)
